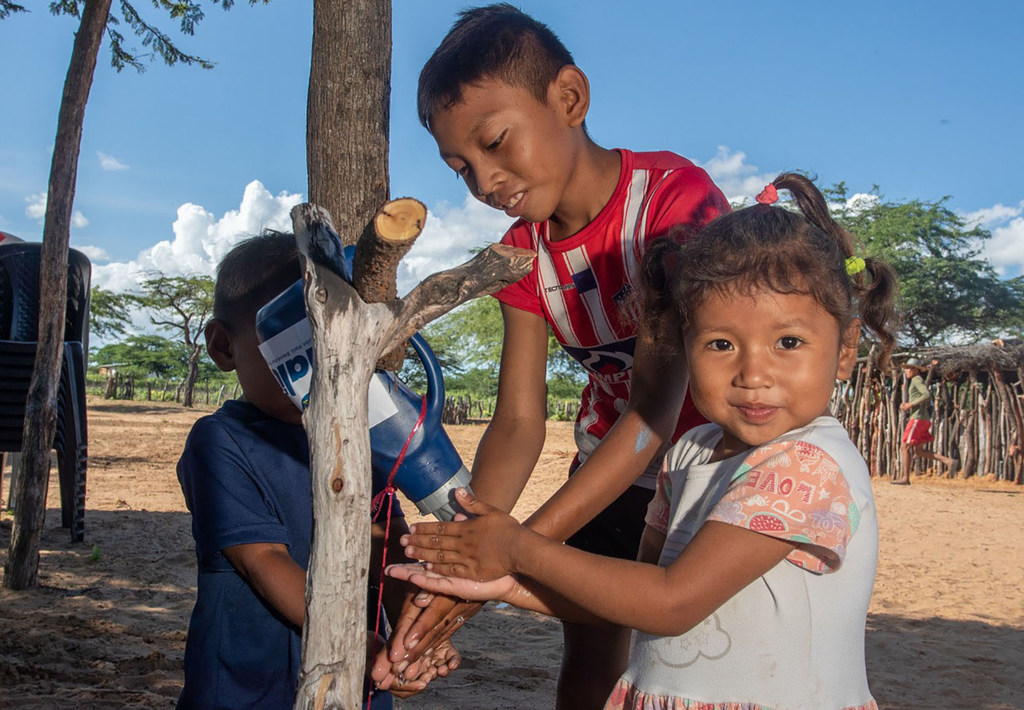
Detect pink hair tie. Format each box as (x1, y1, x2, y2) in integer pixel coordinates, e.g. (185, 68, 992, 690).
(756, 184, 778, 205)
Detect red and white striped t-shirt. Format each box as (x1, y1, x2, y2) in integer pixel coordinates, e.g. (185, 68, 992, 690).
(494, 149, 729, 488)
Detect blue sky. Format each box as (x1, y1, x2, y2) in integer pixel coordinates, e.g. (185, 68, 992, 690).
(1, 0, 1022, 297)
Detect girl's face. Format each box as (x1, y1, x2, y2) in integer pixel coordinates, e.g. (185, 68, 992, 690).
(683, 285, 859, 460)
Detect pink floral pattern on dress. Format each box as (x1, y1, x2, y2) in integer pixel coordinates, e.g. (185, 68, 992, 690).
(604, 678, 879, 710)
(708, 439, 856, 574)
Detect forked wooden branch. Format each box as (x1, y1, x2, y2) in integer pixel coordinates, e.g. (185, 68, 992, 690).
(289, 200, 532, 710)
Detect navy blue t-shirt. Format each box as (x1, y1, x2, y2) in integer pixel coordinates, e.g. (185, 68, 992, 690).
(176, 399, 399, 709)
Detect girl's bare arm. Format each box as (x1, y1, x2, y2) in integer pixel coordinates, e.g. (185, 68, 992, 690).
(403, 489, 796, 637)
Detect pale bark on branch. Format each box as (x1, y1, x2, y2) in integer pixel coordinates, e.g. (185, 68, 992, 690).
(290, 200, 532, 710)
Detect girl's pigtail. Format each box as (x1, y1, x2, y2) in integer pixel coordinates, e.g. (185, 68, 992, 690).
(773, 173, 855, 256)
(857, 257, 901, 370)
(773, 172, 900, 369)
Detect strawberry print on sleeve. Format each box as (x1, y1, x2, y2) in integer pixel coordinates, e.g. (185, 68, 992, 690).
(707, 440, 859, 573)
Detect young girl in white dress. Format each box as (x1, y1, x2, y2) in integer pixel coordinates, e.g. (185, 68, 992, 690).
(387, 173, 899, 709)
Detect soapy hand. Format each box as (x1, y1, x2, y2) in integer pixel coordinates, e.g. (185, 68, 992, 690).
(371, 633, 460, 697)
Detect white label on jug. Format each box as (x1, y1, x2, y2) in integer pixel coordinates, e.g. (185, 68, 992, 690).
(367, 374, 399, 428)
(258, 319, 315, 411)
(258, 316, 399, 427)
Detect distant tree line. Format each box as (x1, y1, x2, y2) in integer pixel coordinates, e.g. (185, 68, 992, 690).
(89, 273, 224, 407)
(88, 185, 1024, 410)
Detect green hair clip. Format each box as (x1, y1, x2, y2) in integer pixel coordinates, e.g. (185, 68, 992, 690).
(845, 256, 866, 276)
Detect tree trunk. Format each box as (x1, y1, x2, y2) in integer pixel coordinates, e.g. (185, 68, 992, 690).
(292, 202, 532, 710)
(4, 0, 112, 590)
(306, 0, 391, 241)
(182, 343, 203, 408)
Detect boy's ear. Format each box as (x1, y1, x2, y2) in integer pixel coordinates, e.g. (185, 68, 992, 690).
(551, 65, 590, 128)
(204, 318, 237, 373)
(836, 318, 861, 381)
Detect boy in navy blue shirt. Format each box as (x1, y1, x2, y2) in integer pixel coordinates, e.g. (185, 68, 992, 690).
(176, 231, 458, 709)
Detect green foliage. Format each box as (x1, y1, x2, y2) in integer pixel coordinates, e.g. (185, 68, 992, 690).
(89, 544, 101, 562)
(132, 272, 215, 347)
(828, 184, 1024, 347)
(0, 1, 25, 20)
(91, 334, 190, 378)
(42, 0, 271, 73)
(404, 297, 587, 394)
(547, 371, 583, 401)
(424, 297, 504, 373)
(89, 286, 133, 339)
(546, 334, 586, 386)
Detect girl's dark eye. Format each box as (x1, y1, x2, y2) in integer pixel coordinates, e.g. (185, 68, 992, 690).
(779, 336, 802, 349)
(709, 339, 732, 351)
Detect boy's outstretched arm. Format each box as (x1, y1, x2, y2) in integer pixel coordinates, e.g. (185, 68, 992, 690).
(525, 329, 688, 542)
(380, 303, 549, 669)
(467, 303, 550, 510)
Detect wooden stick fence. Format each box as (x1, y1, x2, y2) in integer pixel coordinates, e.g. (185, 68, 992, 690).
(835, 342, 1024, 483)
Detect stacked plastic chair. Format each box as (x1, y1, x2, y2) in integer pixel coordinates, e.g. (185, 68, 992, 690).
(0, 242, 91, 542)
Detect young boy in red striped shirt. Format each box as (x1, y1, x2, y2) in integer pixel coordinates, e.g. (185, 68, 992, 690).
(377, 6, 728, 706)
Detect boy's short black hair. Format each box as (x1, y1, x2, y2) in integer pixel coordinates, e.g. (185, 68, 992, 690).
(418, 3, 575, 131)
(213, 230, 301, 331)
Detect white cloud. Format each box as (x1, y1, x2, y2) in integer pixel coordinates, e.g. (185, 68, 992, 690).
(98, 151, 129, 171)
(92, 185, 510, 301)
(958, 200, 1024, 276)
(397, 195, 514, 294)
(92, 180, 304, 293)
(844, 192, 880, 214)
(75, 244, 110, 263)
(963, 202, 1022, 229)
(25, 191, 88, 229)
(25, 192, 46, 220)
(694, 146, 776, 205)
(985, 215, 1024, 276)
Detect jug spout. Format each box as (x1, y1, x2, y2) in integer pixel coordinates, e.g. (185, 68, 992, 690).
(409, 465, 473, 521)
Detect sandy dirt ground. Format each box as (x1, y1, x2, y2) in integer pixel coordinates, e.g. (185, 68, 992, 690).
(1, 397, 1022, 709)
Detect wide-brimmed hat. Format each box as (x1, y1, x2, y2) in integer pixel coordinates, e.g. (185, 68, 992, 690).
(904, 357, 924, 369)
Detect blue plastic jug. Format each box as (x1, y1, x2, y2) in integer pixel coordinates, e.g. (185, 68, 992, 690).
(254, 252, 472, 521)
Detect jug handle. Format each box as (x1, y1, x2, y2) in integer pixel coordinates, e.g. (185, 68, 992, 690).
(408, 332, 445, 422)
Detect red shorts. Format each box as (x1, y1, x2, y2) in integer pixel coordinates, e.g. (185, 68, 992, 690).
(902, 419, 934, 445)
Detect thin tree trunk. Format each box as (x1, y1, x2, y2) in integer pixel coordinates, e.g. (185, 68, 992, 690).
(292, 203, 532, 709)
(5, 0, 112, 589)
(182, 344, 202, 408)
(306, 0, 391, 240)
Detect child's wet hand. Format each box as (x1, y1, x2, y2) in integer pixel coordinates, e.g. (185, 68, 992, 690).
(387, 563, 518, 604)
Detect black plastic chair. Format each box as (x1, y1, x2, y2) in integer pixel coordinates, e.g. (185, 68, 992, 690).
(0, 242, 91, 542)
